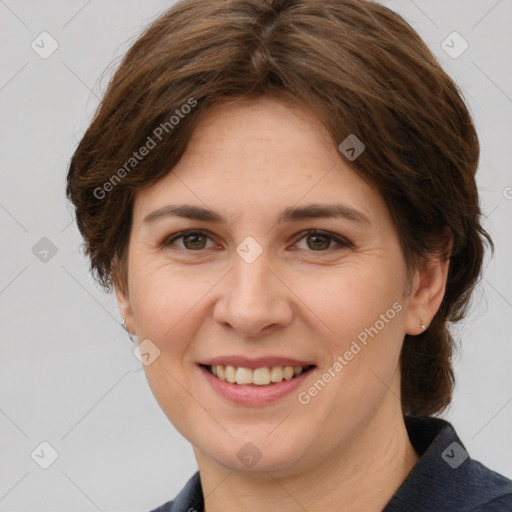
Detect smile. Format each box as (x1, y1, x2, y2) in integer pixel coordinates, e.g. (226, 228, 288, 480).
(198, 359, 317, 406)
(204, 364, 315, 386)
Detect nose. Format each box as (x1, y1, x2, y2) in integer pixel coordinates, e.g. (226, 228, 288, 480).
(213, 249, 293, 337)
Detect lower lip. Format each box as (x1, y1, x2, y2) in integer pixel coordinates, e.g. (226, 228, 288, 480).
(199, 365, 316, 406)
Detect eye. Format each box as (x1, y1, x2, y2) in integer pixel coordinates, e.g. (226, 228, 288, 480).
(162, 229, 352, 253)
(293, 229, 352, 252)
(163, 230, 216, 251)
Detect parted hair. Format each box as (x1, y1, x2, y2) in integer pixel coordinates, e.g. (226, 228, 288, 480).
(66, 0, 492, 416)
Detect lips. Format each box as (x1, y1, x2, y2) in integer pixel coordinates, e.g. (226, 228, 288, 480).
(197, 355, 317, 405)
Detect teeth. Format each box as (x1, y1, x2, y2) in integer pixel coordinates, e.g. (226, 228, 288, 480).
(225, 365, 236, 383)
(209, 364, 308, 385)
(235, 367, 253, 385)
(270, 366, 283, 382)
(253, 367, 271, 385)
(283, 366, 294, 380)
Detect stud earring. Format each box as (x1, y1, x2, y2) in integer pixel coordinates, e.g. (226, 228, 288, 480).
(121, 318, 129, 332)
(420, 322, 427, 330)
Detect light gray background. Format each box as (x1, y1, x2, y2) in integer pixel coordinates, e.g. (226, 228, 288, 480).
(1, 1, 511, 511)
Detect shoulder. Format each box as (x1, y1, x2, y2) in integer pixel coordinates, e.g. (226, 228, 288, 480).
(463, 459, 512, 512)
(384, 416, 512, 511)
(469, 493, 512, 512)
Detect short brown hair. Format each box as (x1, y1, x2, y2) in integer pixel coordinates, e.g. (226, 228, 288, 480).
(66, 0, 492, 416)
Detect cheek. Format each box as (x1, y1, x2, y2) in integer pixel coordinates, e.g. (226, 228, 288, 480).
(129, 259, 205, 335)
(295, 262, 407, 417)
(298, 261, 405, 347)
(128, 265, 209, 435)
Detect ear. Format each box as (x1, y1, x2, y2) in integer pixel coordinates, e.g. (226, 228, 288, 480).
(404, 227, 453, 335)
(112, 256, 135, 334)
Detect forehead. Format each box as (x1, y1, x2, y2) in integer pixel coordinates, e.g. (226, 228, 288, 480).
(184, 96, 334, 169)
(132, 97, 388, 228)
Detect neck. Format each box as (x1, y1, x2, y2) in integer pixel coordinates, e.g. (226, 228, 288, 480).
(195, 405, 419, 512)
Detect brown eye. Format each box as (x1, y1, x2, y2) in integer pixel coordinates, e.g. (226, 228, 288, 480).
(164, 230, 214, 251)
(182, 233, 207, 250)
(306, 234, 331, 250)
(295, 230, 351, 252)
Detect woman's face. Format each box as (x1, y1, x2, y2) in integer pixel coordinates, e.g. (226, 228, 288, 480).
(117, 97, 422, 475)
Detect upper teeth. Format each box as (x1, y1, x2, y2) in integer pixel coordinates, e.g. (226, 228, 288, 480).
(211, 365, 305, 385)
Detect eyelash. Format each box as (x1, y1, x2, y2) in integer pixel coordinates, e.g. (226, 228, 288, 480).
(162, 229, 352, 254)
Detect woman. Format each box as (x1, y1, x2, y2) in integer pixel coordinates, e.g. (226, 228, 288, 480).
(65, 0, 512, 510)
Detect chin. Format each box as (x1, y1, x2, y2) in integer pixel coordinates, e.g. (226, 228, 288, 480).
(194, 427, 314, 475)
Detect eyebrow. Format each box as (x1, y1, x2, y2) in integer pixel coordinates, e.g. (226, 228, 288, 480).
(141, 203, 371, 226)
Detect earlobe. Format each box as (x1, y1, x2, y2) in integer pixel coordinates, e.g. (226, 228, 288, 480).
(404, 229, 453, 336)
(112, 257, 135, 334)
(114, 282, 135, 334)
